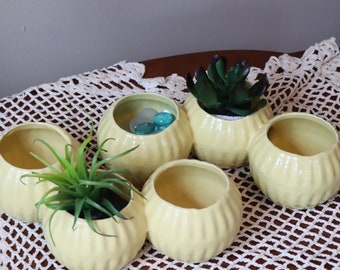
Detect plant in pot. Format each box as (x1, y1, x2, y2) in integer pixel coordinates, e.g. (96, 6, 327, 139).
(21, 125, 147, 270)
(184, 55, 274, 168)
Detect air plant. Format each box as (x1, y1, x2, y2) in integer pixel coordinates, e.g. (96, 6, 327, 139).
(186, 55, 269, 117)
(21, 123, 141, 245)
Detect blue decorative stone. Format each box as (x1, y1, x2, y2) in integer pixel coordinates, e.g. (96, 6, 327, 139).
(134, 122, 155, 135)
(129, 116, 150, 133)
(128, 108, 176, 135)
(153, 112, 175, 127)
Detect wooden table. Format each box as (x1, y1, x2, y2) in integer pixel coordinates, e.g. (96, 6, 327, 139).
(142, 50, 303, 78)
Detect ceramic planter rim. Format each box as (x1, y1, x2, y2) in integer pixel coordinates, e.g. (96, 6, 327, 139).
(111, 93, 180, 137)
(146, 159, 231, 213)
(0, 122, 74, 170)
(260, 112, 339, 158)
(44, 183, 139, 232)
(0, 122, 78, 222)
(193, 94, 269, 122)
(248, 112, 340, 209)
(98, 93, 193, 184)
(143, 158, 243, 263)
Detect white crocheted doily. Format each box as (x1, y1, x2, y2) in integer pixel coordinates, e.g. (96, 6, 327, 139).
(0, 37, 339, 270)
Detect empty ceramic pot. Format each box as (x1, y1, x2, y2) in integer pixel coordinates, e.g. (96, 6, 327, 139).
(97, 93, 193, 187)
(142, 159, 243, 263)
(0, 122, 79, 222)
(248, 112, 340, 209)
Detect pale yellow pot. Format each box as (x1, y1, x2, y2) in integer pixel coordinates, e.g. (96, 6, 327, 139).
(41, 190, 147, 270)
(142, 159, 243, 263)
(0, 122, 79, 222)
(183, 94, 273, 168)
(248, 112, 340, 209)
(97, 93, 193, 187)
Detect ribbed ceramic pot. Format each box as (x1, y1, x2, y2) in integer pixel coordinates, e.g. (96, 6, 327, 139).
(97, 93, 193, 187)
(0, 122, 79, 222)
(248, 112, 340, 209)
(142, 159, 243, 263)
(184, 94, 273, 168)
(41, 190, 147, 270)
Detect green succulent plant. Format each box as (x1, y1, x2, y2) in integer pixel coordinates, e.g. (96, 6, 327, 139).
(21, 123, 141, 245)
(186, 55, 269, 116)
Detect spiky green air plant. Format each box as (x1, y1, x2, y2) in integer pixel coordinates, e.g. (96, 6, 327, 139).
(186, 55, 269, 116)
(21, 124, 141, 245)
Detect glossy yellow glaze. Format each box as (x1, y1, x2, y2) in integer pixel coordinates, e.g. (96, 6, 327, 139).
(97, 93, 193, 187)
(142, 159, 243, 263)
(248, 113, 340, 209)
(0, 122, 79, 222)
(41, 190, 147, 270)
(184, 94, 273, 168)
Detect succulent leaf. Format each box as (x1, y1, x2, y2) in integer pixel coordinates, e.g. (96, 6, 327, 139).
(215, 56, 227, 82)
(229, 84, 249, 105)
(21, 120, 141, 245)
(253, 98, 268, 111)
(192, 67, 218, 109)
(207, 61, 226, 89)
(237, 59, 250, 79)
(73, 198, 86, 229)
(248, 74, 269, 98)
(186, 73, 197, 96)
(186, 55, 269, 117)
(228, 106, 254, 117)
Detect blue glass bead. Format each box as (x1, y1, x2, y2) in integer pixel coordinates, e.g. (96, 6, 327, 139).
(129, 116, 150, 133)
(153, 112, 175, 127)
(134, 122, 155, 135)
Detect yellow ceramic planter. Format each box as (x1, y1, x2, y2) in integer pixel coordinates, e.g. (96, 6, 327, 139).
(248, 113, 340, 209)
(41, 190, 147, 270)
(97, 93, 193, 187)
(184, 94, 273, 168)
(0, 122, 79, 222)
(142, 159, 243, 263)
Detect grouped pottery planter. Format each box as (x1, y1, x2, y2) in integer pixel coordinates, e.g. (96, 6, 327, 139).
(142, 159, 243, 263)
(0, 122, 79, 222)
(184, 94, 273, 168)
(248, 112, 340, 209)
(41, 189, 147, 270)
(97, 93, 193, 187)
